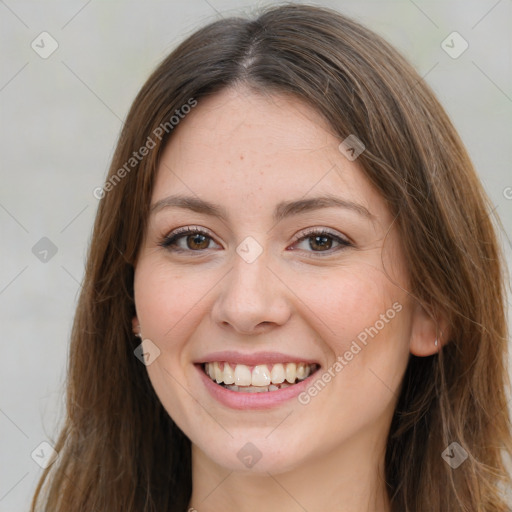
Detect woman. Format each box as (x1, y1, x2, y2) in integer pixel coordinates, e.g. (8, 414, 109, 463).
(31, 4, 512, 511)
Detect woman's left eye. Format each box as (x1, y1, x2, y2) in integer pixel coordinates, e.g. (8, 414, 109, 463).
(159, 227, 352, 255)
(291, 230, 352, 254)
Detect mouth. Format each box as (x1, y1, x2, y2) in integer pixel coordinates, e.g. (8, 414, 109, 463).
(202, 361, 321, 393)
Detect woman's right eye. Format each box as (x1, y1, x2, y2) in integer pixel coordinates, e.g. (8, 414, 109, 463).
(160, 227, 220, 252)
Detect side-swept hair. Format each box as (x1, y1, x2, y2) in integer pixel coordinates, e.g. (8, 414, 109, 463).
(31, 4, 511, 511)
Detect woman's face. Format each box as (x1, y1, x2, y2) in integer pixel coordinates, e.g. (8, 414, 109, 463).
(133, 86, 434, 475)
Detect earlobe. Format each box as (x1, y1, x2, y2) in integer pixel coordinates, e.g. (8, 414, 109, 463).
(409, 300, 449, 357)
(132, 316, 141, 337)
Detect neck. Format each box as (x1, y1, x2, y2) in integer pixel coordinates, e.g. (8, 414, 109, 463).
(188, 429, 391, 512)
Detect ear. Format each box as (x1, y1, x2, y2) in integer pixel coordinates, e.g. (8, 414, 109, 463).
(409, 299, 450, 357)
(132, 316, 141, 336)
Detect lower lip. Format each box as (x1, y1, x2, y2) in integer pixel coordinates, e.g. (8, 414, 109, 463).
(195, 364, 319, 410)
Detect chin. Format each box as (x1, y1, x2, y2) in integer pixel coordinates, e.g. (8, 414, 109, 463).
(192, 433, 310, 475)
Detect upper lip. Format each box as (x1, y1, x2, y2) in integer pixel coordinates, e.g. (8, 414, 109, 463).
(196, 351, 321, 366)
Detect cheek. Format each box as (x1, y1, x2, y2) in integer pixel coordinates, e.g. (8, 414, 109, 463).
(133, 259, 216, 342)
(293, 263, 406, 349)
(133, 258, 220, 419)
(296, 265, 411, 403)
(133, 259, 207, 433)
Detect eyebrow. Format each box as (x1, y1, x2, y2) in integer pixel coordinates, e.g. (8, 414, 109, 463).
(150, 194, 374, 222)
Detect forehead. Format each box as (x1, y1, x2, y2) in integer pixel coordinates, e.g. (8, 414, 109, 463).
(152, 86, 390, 225)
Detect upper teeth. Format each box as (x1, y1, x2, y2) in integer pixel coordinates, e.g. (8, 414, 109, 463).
(204, 362, 315, 386)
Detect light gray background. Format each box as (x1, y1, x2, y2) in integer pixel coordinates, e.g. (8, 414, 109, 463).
(1, 1, 511, 509)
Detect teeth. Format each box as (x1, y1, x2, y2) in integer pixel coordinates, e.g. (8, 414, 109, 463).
(223, 362, 235, 385)
(214, 362, 223, 383)
(285, 363, 296, 383)
(234, 364, 252, 386)
(204, 361, 317, 389)
(244, 386, 268, 393)
(296, 363, 308, 380)
(225, 382, 293, 392)
(252, 365, 271, 386)
(270, 363, 285, 384)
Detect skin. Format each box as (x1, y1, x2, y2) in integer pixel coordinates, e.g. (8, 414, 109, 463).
(132, 86, 444, 512)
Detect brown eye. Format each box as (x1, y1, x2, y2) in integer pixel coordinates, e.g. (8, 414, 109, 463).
(292, 229, 352, 255)
(186, 233, 210, 250)
(309, 235, 333, 251)
(160, 227, 219, 252)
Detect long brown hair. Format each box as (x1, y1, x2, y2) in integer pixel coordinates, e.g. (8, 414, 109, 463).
(31, 4, 511, 511)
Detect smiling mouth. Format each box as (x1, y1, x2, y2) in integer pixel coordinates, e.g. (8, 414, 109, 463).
(203, 361, 320, 393)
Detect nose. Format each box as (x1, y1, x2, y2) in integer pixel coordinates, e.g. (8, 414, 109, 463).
(211, 247, 291, 335)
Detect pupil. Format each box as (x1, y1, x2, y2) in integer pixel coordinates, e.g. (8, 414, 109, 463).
(311, 235, 331, 251)
(188, 234, 208, 250)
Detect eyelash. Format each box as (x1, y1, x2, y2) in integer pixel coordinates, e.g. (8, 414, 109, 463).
(159, 225, 353, 256)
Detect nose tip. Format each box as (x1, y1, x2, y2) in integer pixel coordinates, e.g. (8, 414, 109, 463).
(211, 254, 291, 334)
(220, 319, 274, 336)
